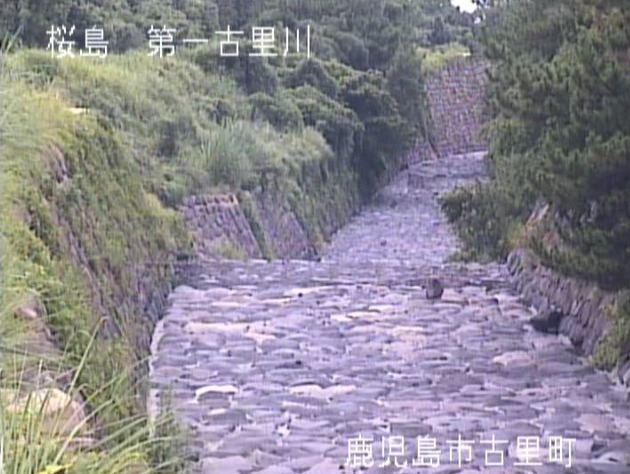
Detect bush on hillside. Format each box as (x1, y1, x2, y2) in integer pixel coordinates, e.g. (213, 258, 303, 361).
(248, 91, 304, 132)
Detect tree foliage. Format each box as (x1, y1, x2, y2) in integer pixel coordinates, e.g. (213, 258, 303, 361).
(443, 0, 630, 291)
(0, 0, 479, 199)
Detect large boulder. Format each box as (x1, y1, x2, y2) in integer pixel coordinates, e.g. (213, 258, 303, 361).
(6, 388, 88, 438)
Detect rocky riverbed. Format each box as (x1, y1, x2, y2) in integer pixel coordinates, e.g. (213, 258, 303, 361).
(149, 153, 630, 473)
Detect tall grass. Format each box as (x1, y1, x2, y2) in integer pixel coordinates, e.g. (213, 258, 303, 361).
(4, 49, 249, 207)
(184, 120, 259, 190)
(177, 119, 333, 195)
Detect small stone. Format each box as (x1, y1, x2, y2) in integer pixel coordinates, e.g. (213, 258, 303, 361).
(492, 350, 532, 365)
(13, 290, 46, 320)
(254, 466, 295, 474)
(426, 278, 444, 300)
(529, 310, 563, 334)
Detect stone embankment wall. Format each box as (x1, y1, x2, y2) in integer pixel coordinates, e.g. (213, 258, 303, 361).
(252, 190, 314, 259)
(180, 194, 264, 259)
(426, 58, 490, 157)
(507, 248, 617, 355)
(179, 190, 319, 261)
(505, 203, 630, 385)
(408, 57, 490, 165)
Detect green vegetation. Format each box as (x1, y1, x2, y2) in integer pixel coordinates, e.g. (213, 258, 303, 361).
(440, 0, 630, 367)
(0, 48, 192, 471)
(0, 329, 190, 473)
(211, 238, 247, 260)
(418, 42, 471, 74)
(1, 0, 479, 470)
(592, 290, 630, 369)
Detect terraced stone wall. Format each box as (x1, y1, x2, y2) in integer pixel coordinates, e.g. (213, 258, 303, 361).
(252, 189, 314, 260)
(410, 57, 490, 163)
(179, 190, 322, 261)
(179, 194, 263, 260)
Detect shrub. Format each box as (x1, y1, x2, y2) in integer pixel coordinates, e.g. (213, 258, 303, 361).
(248, 91, 304, 132)
(286, 85, 363, 161)
(284, 58, 339, 98)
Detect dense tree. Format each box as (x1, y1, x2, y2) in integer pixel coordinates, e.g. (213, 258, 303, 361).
(442, 0, 630, 291)
(342, 71, 412, 198)
(0, 0, 74, 46)
(428, 17, 453, 45)
(284, 59, 339, 98)
(387, 44, 430, 142)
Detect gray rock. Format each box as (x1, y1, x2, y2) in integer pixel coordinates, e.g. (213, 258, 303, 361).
(529, 309, 564, 334)
(425, 278, 444, 299)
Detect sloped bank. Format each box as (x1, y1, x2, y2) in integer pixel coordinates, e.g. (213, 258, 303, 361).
(0, 82, 195, 470)
(1, 89, 190, 412)
(506, 204, 630, 389)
